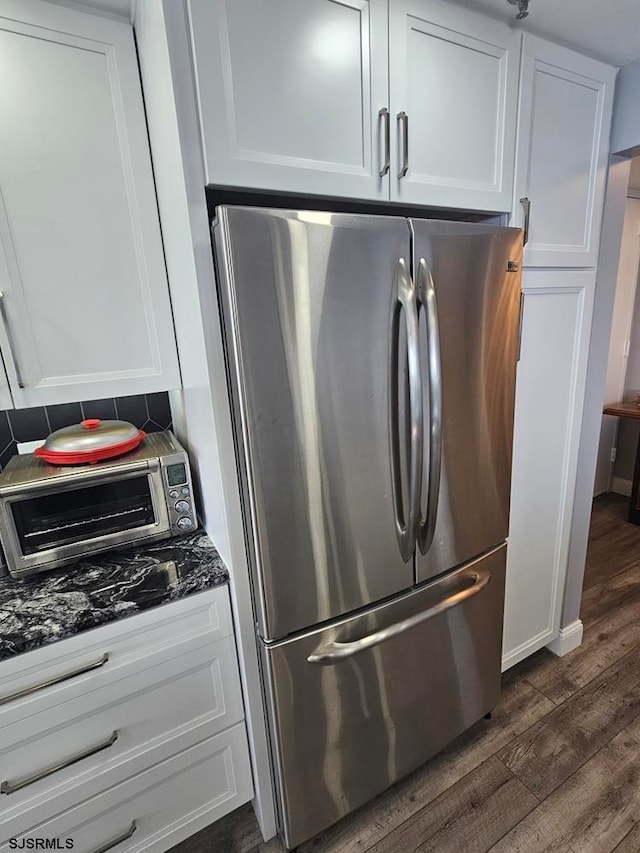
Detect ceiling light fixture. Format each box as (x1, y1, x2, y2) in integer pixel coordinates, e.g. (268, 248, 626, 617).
(507, 0, 530, 20)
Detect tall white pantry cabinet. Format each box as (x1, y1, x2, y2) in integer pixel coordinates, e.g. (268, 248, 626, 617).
(504, 37, 616, 668)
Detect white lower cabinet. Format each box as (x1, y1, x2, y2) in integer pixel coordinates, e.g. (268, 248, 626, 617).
(1, 727, 252, 853)
(503, 270, 596, 669)
(0, 586, 253, 850)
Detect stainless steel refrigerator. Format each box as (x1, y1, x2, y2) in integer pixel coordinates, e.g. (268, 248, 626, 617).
(212, 206, 522, 849)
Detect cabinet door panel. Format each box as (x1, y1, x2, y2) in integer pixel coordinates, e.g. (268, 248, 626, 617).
(0, 0, 180, 408)
(514, 35, 615, 268)
(389, 0, 519, 210)
(189, 0, 389, 200)
(503, 271, 595, 669)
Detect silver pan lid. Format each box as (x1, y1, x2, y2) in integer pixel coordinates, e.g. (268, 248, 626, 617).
(34, 418, 146, 464)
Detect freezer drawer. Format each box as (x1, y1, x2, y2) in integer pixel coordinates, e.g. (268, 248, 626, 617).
(261, 544, 506, 849)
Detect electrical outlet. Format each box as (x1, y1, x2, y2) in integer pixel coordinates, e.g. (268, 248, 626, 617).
(611, 447, 617, 464)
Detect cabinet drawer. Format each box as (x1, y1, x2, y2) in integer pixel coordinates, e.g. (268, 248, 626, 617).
(0, 634, 244, 839)
(0, 587, 232, 722)
(0, 724, 253, 852)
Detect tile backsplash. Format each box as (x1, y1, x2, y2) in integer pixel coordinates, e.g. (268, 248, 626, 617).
(0, 393, 172, 470)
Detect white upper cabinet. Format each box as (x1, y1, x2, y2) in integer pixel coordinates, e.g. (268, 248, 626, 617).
(513, 35, 616, 268)
(188, 0, 390, 200)
(0, 0, 181, 409)
(388, 0, 520, 211)
(188, 0, 519, 211)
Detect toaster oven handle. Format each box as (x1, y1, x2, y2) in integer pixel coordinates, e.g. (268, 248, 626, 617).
(1, 458, 156, 497)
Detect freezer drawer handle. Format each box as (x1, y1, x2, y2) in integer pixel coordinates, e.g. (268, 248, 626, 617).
(0, 652, 109, 707)
(1, 730, 118, 795)
(307, 569, 491, 664)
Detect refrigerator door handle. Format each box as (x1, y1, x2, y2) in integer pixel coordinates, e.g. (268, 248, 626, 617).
(417, 258, 443, 555)
(390, 259, 423, 561)
(307, 568, 491, 663)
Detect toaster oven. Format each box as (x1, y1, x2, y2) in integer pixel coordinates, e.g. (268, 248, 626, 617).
(0, 432, 197, 578)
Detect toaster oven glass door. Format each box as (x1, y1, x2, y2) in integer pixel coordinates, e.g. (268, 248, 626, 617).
(11, 476, 157, 555)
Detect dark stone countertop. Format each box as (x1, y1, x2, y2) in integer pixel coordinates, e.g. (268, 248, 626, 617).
(0, 531, 229, 661)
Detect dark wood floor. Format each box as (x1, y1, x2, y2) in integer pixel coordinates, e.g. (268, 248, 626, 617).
(172, 494, 640, 853)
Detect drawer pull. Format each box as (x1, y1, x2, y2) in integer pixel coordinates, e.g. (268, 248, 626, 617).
(0, 652, 109, 707)
(89, 821, 137, 853)
(1, 730, 118, 795)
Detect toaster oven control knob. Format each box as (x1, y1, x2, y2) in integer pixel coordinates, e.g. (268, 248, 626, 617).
(177, 516, 193, 530)
(175, 499, 190, 514)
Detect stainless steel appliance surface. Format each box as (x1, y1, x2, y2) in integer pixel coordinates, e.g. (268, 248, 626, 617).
(0, 432, 197, 578)
(213, 205, 522, 849)
(262, 545, 506, 846)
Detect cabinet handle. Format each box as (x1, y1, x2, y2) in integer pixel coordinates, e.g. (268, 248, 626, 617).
(517, 291, 525, 362)
(520, 197, 531, 246)
(1, 730, 118, 795)
(379, 107, 390, 177)
(0, 652, 109, 707)
(397, 111, 409, 178)
(0, 292, 24, 388)
(88, 821, 137, 853)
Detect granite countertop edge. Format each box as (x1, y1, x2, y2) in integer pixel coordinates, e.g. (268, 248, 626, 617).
(0, 530, 229, 663)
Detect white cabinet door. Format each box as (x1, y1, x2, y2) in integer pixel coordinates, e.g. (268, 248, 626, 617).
(188, 0, 389, 200)
(0, 0, 181, 409)
(503, 270, 595, 670)
(513, 36, 616, 268)
(389, 0, 519, 211)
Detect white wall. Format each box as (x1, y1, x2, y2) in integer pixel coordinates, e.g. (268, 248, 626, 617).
(595, 195, 640, 493)
(611, 58, 640, 156)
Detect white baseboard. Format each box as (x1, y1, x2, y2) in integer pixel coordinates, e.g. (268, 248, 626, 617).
(611, 477, 633, 497)
(501, 628, 556, 672)
(547, 620, 584, 657)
